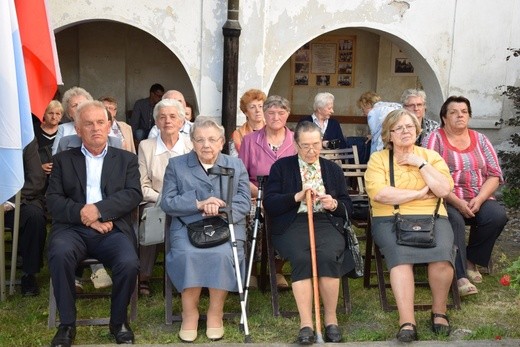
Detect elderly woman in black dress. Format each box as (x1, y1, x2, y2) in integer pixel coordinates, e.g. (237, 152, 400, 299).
(263, 121, 353, 345)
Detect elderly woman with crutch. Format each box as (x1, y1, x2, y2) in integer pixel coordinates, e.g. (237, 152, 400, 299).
(161, 117, 251, 343)
(263, 121, 354, 345)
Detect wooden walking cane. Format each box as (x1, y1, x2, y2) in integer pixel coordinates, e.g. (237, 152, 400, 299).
(306, 190, 324, 343)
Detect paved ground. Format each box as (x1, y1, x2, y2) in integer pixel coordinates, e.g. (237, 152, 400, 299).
(75, 339, 520, 346)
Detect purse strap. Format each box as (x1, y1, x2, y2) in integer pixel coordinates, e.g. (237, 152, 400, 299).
(389, 149, 441, 216)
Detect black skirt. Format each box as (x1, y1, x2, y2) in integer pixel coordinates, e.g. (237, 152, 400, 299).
(272, 213, 350, 282)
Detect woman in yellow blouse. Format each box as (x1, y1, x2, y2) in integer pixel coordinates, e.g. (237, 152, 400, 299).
(365, 109, 455, 343)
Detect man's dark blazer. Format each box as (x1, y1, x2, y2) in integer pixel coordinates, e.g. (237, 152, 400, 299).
(46, 146, 142, 244)
(298, 115, 347, 149)
(263, 155, 353, 235)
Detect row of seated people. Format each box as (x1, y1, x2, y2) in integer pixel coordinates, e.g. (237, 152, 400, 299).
(6, 86, 506, 346)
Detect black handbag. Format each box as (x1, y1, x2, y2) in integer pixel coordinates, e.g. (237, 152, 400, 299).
(389, 150, 440, 248)
(343, 210, 364, 278)
(185, 216, 230, 248)
(351, 196, 369, 220)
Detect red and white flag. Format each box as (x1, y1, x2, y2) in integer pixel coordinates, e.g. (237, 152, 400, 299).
(15, 0, 62, 121)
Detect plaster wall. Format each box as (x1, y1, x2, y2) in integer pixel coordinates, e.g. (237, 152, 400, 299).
(48, 0, 520, 142)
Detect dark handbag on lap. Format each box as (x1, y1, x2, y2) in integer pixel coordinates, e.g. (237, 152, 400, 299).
(185, 216, 230, 248)
(389, 150, 440, 248)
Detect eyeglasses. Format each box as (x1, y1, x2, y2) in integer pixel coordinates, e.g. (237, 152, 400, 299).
(297, 142, 321, 151)
(193, 137, 222, 145)
(404, 103, 425, 109)
(390, 124, 416, 134)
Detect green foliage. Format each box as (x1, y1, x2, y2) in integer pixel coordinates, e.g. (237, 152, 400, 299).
(501, 187, 520, 208)
(497, 48, 520, 203)
(506, 257, 520, 293)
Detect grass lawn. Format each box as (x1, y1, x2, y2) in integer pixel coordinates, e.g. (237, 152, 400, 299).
(1, 226, 519, 346)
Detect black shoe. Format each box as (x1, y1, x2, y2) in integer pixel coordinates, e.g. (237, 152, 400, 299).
(396, 322, 418, 343)
(110, 322, 135, 344)
(431, 312, 451, 336)
(50, 325, 76, 347)
(325, 324, 342, 342)
(21, 274, 39, 296)
(297, 326, 315, 345)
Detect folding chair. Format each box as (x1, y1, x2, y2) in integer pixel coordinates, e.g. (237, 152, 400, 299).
(0, 190, 21, 300)
(367, 208, 461, 312)
(48, 208, 139, 327)
(329, 146, 373, 288)
(263, 216, 352, 317)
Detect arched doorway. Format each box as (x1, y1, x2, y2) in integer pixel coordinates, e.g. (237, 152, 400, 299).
(269, 27, 443, 136)
(55, 20, 197, 122)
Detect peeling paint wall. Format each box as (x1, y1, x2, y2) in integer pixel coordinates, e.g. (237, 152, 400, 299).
(48, 0, 520, 142)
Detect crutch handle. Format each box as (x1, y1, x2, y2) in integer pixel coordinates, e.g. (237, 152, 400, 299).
(256, 175, 268, 187)
(207, 166, 235, 177)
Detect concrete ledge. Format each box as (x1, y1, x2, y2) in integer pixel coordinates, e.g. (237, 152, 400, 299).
(75, 339, 520, 346)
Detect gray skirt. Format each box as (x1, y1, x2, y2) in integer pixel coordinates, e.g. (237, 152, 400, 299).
(371, 216, 455, 270)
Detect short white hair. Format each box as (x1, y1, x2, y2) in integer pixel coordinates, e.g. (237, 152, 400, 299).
(313, 92, 334, 111)
(153, 98, 186, 121)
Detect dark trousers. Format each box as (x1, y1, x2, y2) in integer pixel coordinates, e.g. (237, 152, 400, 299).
(5, 204, 47, 274)
(48, 226, 139, 326)
(447, 200, 508, 279)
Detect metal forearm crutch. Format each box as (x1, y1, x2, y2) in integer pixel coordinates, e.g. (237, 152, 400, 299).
(207, 166, 251, 343)
(240, 175, 268, 331)
(306, 190, 324, 343)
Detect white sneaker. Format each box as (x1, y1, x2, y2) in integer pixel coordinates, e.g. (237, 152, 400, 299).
(90, 268, 113, 289)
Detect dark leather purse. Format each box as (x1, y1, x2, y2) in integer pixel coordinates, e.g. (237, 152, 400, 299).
(394, 212, 437, 248)
(351, 196, 369, 220)
(389, 150, 440, 248)
(185, 216, 230, 248)
(343, 208, 364, 278)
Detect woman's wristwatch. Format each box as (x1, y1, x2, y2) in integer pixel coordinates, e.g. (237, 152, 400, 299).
(419, 161, 428, 170)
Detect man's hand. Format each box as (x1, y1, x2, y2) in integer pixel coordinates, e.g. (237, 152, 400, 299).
(81, 204, 101, 226)
(42, 162, 53, 175)
(90, 220, 113, 234)
(2, 202, 14, 212)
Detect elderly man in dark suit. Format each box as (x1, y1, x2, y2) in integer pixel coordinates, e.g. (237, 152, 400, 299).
(47, 100, 142, 347)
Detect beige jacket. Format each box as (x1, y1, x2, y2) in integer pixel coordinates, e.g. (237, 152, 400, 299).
(138, 135, 193, 203)
(115, 121, 136, 154)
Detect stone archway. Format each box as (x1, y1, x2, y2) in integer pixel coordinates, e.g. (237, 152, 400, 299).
(269, 27, 444, 123)
(54, 20, 197, 121)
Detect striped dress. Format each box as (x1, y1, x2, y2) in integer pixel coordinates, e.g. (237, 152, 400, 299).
(422, 128, 503, 200)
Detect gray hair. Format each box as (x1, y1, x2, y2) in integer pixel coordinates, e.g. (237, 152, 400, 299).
(75, 100, 109, 124)
(313, 92, 334, 111)
(162, 90, 186, 107)
(61, 86, 93, 120)
(294, 121, 322, 144)
(153, 98, 186, 122)
(263, 95, 291, 114)
(190, 116, 225, 140)
(400, 89, 427, 106)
